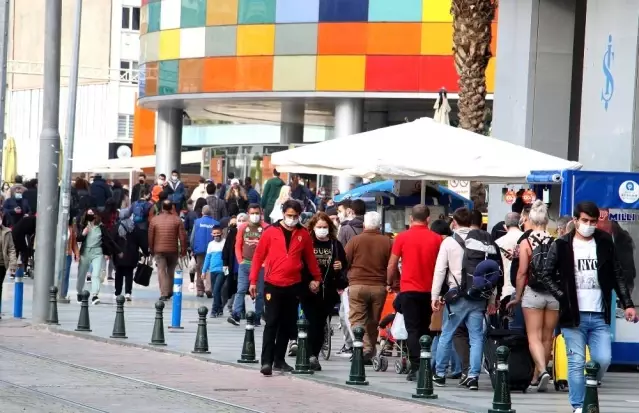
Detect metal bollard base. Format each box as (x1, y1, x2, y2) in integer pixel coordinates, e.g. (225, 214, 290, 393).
(168, 326, 184, 330)
(412, 393, 438, 399)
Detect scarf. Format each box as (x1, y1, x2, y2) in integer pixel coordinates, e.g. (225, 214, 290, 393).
(118, 209, 134, 238)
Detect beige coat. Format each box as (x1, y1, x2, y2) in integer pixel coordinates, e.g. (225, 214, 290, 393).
(1, 226, 17, 272)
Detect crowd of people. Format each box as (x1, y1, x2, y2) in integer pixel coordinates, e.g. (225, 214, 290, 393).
(0, 169, 637, 413)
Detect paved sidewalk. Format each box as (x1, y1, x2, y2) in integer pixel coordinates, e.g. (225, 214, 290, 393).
(2, 266, 639, 413)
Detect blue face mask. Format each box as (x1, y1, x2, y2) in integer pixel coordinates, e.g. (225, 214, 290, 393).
(15, 193, 22, 200)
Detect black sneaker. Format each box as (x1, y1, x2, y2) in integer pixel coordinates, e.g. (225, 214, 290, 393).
(273, 361, 294, 372)
(309, 356, 322, 371)
(77, 294, 82, 303)
(210, 312, 218, 318)
(406, 369, 418, 381)
(450, 372, 463, 380)
(91, 296, 100, 305)
(466, 377, 479, 391)
(336, 345, 353, 358)
(205, 291, 213, 299)
(433, 374, 446, 387)
(260, 364, 273, 376)
(459, 374, 471, 387)
(159, 296, 169, 301)
(227, 316, 240, 326)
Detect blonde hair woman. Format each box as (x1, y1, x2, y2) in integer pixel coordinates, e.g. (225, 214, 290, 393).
(507, 200, 558, 392)
(269, 185, 291, 223)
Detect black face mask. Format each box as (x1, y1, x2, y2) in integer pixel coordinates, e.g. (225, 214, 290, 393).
(86, 215, 95, 222)
(229, 223, 237, 228)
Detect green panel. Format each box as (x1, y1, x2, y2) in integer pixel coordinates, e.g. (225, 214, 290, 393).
(159, 60, 179, 95)
(181, 0, 207, 28)
(148, 1, 161, 32)
(238, 0, 276, 24)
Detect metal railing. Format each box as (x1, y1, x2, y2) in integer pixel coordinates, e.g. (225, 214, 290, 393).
(7, 60, 142, 83)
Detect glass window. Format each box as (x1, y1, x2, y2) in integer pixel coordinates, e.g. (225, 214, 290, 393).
(132, 7, 140, 31)
(121, 7, 130, 29)
(117, 114, 135, 139)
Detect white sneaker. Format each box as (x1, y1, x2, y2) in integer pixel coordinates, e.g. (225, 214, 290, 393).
(188, 282, 195, 292)
(125, 293, 132, 302)
(573, 408, 582, 413)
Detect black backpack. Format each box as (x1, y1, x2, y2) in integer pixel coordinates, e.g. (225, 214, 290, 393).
(527, 234, 553, 290)
(449, 229, 502, 301)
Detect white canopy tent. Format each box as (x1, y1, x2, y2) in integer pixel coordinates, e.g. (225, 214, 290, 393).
(78, 150, 203, 171)
(271, 118, 583, 183)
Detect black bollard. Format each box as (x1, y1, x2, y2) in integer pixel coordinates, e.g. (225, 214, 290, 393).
(292, 318, 313, 375)
(149, 300, 167, 346)
(46, 286, 60, 325)
(346, 326, 369, 385)
(488, 346, 515, 413)
(237, 311, 259, 363)
(75, 290, 92, 332)
(413, 335, 437, 399)
(583, 361, 600, 413)
(110, 295, 127, 339)
(192, 306, 211, 354)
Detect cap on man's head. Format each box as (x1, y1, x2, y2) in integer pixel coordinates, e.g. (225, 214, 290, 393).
(231, 178, 240, 186)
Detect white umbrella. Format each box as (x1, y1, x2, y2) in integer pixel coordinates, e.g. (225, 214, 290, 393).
(271, 118, 582, 183)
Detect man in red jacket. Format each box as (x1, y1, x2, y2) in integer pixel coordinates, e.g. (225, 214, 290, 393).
(249, 199, 322, 376)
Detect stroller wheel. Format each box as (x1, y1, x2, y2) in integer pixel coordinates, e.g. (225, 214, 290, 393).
(380, 357, 389, 372)
(372, 357, 382, 372)
(394, 360, 403, 374)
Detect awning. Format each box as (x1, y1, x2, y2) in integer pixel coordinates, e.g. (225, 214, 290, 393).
(88, 150, 202, 170)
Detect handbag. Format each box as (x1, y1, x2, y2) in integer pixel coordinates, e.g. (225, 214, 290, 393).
(134, 257, 153, 287)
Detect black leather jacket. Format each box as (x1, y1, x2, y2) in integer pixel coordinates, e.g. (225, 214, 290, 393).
(539, 229, 634, 328)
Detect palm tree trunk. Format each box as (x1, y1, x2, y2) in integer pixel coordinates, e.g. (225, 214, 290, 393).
(452, 0, 497, 212)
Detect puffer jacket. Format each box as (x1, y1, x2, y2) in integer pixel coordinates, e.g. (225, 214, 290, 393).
(539, 229, 634, 328)
(148, 211, 187, 255)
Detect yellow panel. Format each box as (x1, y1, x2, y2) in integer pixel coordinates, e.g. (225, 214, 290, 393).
(422, 0, 453, 23)
(486, 56, 495, 93)
(159, 29, 181, 61)
(316, 56, 366, 91)
(421, 23, 453, 55)
(236, 25, 275, 56)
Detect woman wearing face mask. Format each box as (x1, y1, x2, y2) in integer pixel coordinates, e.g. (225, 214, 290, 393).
(300, 212, 348, 371)
(225, 178, 249, 216)
(507, 200, 558, 392)
(76, 208, 120, 305)
(269, 185, 291, 223)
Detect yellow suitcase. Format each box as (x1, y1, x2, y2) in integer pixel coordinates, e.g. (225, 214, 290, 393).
(552, 334, 591, 391)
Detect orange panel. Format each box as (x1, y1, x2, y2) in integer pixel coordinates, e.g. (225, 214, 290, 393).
(235, 56, 274, 92)
(317, 23, 368, 55)
(490, 22, 498, 56)
(144, 62, 158, 96)
(132, 93, 156, 157)
(202, 57, 238, 92)
(178, 59, 204, 93)
(367, 23, 421, 55)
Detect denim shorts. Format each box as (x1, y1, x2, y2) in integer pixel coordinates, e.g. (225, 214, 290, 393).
(521, 286, 559, 310)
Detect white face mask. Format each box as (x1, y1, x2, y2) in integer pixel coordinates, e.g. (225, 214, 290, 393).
(338, 212, 346, 222)
(284, 217, 299, 227)
(249, 214, 261, 224)
(171, 175, 178, 181)
(576, 222, 596, 238)
(314, 227, 329, 238)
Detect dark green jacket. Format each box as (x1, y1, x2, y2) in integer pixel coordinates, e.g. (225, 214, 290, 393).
(261, 177, 284, 210)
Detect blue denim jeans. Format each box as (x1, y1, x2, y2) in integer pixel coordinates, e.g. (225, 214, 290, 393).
(59, 254, 72, 298)
(561, 312, 612, 410)
(210, 272, 226, 314)
(435, 298, 486, 378)
(432, 334, 463, 375)
(231, 263, 264, 320)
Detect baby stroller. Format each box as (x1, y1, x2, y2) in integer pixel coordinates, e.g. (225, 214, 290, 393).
(372, 293, 410, 373)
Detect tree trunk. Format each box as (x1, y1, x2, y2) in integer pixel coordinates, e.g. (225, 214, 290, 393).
(451, 0, 497, 212)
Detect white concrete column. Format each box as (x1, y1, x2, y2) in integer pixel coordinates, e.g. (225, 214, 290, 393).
(334, 98, 363, 193)
(280, 101, 305, 145)
(155, 107, 182, 176)
(488, 0, 576, 226)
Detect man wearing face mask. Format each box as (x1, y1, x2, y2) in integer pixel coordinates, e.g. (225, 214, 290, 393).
(538, 201, 637, 413)
(132, 173, 150, 202)
(337, 199, 365, 248)
(228, 204, 269, 326)
(148, 200, 187, 301)
(2, 189, 31, 228)
(249, 199, 322, 376)
(168, 170, 187, 213)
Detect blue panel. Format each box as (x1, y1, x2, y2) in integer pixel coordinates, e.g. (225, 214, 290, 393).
(138, 63, 146, 98)
(572, 171, 639, 210)
(368, 0, 422, 22)
(276, 0, 320, 23)
(611, 342, 639, 365)
(319, 0, 369, 22)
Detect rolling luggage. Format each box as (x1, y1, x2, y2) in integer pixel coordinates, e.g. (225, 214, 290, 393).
(483, 327, 534, 392)
(552, 333, 590, 391)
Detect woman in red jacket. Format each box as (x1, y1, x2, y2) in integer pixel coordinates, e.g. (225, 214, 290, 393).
(249, 199, 322, 376)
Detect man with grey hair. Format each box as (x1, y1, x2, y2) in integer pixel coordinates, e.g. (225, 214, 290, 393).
(345, 211, 393, 362)
(556, 215, 573, 237)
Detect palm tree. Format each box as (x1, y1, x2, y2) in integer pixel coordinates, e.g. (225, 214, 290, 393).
(451, 0, 497, 212)
(451, 0, 497, 134)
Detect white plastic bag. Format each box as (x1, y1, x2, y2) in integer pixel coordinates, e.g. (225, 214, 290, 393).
(188, 256, 196, 273)
(390, 312, 408, 340)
